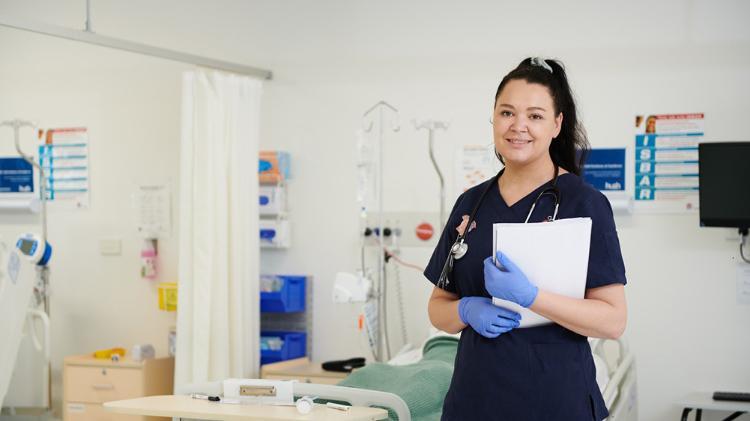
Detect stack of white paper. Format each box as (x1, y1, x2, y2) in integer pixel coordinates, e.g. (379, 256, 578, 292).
(492, 217, 592, 328)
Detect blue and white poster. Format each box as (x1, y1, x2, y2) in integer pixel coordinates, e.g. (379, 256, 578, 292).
(581, 148, 626, 192)
(39, 127, 90, 209)
(0, 158, 34, 194)
(634, 113, 702, 213)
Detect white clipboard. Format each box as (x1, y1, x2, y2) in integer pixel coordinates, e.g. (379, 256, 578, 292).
(492, 217, 592, 328)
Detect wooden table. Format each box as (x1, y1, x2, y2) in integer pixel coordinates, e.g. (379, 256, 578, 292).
(104, 394, 388, 421)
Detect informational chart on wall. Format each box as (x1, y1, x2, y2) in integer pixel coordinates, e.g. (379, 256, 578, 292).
(456, 144, 502, 193)
(581, 148, 632, 212)
(135, 184, 172, 238)
(581, 148, 626, 192)
(634, 113, 702, 213)
(39, 127, 91, 209)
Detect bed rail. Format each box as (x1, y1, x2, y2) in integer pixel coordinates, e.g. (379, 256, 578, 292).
(295, 382, 410, 421)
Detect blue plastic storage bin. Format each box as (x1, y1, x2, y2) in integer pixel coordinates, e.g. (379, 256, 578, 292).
(260, 275, 306, 313)
(260, 331, 306, 365)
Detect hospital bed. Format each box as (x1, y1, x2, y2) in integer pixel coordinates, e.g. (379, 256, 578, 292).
(178, 332, 637, 421)
(591, 336, 638, 421)
(320, 333, 638, 421)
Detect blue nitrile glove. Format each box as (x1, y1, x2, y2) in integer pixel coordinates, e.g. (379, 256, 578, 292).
(458, 296, 521, 338)
(483, 251, 539, 308)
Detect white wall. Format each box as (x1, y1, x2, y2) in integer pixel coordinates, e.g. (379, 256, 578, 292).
(2, 1, 750, 420)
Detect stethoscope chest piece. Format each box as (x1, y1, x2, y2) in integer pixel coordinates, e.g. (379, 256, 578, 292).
(451, 240, 468, 260)
(438, 165, 562, 290)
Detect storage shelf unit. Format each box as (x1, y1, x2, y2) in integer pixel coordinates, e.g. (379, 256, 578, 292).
(260, 331, 307, 365)
(258, 151, 311, 365)
(260, 275, 306, 313)
(259, 276, 312, 365)
(258, 151, 290, 249)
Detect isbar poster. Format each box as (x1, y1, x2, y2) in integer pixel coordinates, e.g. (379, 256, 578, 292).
(634, 113, 702, 213)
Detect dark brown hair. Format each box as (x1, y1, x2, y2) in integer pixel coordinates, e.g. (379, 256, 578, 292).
(494, 58, 589, 175)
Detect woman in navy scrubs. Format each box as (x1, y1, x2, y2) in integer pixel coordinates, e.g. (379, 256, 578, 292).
(424, 57, 627, 421)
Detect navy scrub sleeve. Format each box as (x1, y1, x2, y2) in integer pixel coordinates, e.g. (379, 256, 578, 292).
(423, 173, 627, 421)
(583, 191, 628, 288)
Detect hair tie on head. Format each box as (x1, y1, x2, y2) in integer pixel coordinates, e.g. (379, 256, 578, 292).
(530, 57, 553, 73)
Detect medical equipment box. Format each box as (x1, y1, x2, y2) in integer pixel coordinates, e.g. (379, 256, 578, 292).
(260, 331, 306, 365)
(259, 219, 290, 248)
(260, 275, 306, 313)
(157, 282, 178, 311)
(259, 151, 290, 184)
(259, 185, 285, 215)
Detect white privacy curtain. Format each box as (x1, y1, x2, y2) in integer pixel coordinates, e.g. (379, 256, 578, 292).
(175, 69, 262, 388)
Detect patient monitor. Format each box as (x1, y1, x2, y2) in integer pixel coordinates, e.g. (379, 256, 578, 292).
(15, 233, 52, 266)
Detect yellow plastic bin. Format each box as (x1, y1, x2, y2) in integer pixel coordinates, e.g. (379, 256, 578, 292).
(158, 282, 178, 311)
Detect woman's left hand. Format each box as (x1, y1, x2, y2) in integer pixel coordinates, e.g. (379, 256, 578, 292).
(483, 251, 538, 308)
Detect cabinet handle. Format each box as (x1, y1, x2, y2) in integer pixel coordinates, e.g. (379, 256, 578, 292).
(92, 384, 114, 390)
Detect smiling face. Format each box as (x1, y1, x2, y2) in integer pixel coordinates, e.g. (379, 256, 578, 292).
(493, 79, 563, 169)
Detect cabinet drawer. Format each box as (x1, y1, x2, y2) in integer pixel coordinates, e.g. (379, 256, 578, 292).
(65, 402, 109, 421)
(65, 366, 143, 403)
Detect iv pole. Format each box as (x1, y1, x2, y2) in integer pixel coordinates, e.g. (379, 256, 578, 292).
(362, 101, 399, 361)
(414, 120, 449, 231)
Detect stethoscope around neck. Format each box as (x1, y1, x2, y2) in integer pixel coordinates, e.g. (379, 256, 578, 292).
(437, 165, 561, 289)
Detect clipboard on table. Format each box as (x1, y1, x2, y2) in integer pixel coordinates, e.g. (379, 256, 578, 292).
(492, 217, 592, 328)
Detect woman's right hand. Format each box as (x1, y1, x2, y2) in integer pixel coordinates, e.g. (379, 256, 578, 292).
(458, 297, 521, 338)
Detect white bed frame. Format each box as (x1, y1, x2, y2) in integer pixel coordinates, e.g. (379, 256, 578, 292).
(593, 337, 638, 421)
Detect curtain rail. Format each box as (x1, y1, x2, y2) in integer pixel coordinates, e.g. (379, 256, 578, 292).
(0, 15, 273, 80)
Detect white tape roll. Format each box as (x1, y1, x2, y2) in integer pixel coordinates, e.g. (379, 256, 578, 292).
(296, 396, 314, 414)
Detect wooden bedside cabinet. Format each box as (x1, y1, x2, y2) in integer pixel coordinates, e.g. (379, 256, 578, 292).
(63, 355, 174, 421)
(260, 357, 349, 385)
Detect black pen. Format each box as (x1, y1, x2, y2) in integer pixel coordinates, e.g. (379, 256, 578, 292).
(191, 393, 220, 402)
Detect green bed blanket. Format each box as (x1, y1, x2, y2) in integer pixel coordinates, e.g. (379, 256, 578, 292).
(336, 336, 458, 421)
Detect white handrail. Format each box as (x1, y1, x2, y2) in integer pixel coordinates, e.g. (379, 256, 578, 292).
(26, 309, 50, 362)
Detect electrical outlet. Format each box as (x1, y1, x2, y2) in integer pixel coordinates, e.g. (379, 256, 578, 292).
(99, 238, 122, 256)
(363, 212, 441, 247)
(738, 264, 750, 305)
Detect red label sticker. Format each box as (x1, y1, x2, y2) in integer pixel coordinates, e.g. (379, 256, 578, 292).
(416, 222, 434, 241)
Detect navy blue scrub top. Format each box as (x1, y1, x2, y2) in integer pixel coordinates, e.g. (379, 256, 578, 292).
(424, 172, 627, 421)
